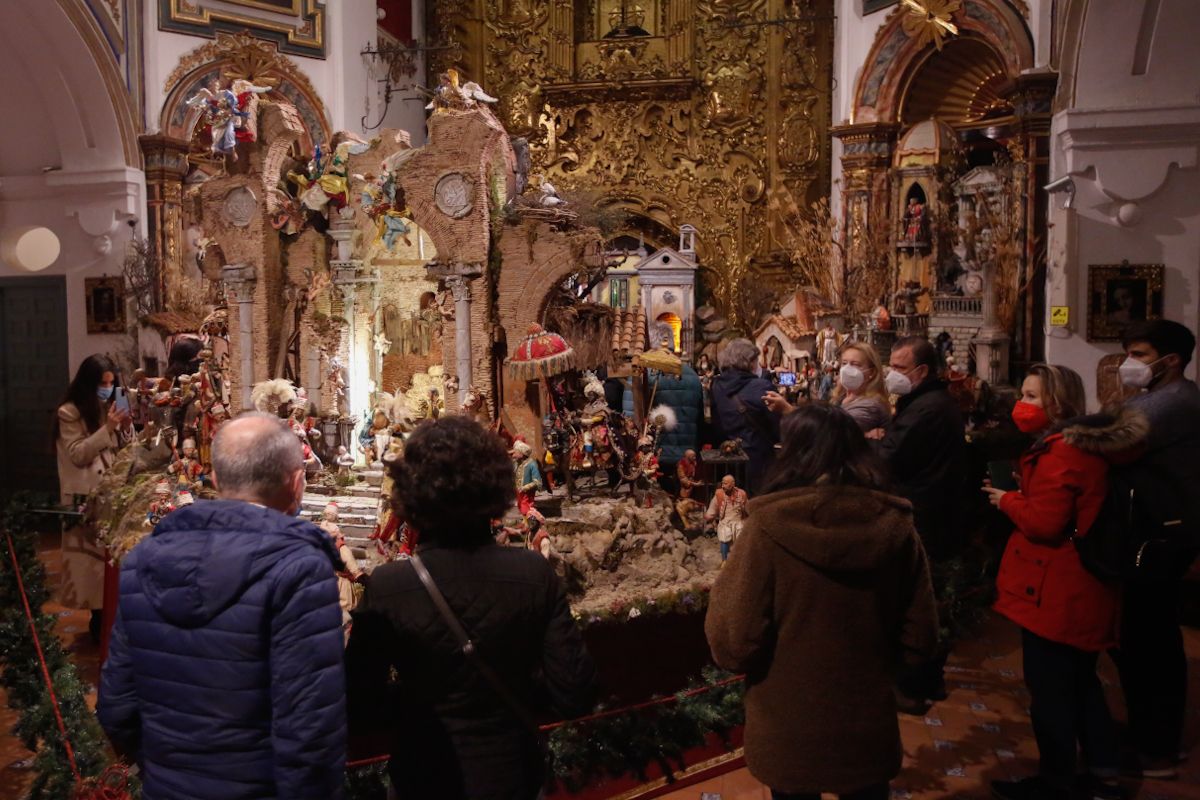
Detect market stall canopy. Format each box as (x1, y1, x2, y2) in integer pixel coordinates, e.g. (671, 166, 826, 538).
(507, 323, 576, 381)
(634, 347, 682, 377)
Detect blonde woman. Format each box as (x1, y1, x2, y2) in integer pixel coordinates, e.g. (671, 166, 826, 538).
(831, 342, 892, 432)
(763, 342, 892, 433)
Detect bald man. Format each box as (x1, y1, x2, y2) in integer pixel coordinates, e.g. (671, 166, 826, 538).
(98, 412, 347, 800)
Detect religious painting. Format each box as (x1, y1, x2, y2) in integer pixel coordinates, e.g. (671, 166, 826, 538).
(1086, 262, 1164, 342)
(85, 276, 126, 333)
(863, 0, 898, 13)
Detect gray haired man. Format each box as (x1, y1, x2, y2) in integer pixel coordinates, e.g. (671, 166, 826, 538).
(98, 413, 347, 800)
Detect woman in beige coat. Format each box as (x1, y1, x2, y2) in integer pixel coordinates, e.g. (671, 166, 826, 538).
(55, 354, 129, 640)
(706, 404, 939, 800)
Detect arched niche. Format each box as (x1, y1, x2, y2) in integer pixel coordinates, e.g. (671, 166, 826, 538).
(852, 0, 1034, 125)
(160, 60, 332, 166)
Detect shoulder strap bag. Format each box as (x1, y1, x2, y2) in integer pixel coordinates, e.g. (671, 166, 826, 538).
(408, 552, 544, 736)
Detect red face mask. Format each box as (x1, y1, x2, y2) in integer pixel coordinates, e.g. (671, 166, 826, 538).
(1011, 400, 1050, 434)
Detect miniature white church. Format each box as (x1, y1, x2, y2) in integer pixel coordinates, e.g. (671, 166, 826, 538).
(593, 224, 698, 355)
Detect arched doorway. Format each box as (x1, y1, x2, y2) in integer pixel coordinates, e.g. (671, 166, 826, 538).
(656, 312, 682, 353)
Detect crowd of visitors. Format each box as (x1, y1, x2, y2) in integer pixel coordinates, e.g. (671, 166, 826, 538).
(68, 319, 1197, 800)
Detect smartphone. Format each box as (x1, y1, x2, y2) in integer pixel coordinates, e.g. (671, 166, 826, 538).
(777, 371, 797, 387)
(112, 386, 131, 415)
(987, 460, 1018, 492)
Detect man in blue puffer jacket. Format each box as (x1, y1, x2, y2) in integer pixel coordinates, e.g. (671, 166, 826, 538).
(98, 413, 346, 799)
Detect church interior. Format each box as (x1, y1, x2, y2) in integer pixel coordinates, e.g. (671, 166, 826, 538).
(0, 1, 1198, 798)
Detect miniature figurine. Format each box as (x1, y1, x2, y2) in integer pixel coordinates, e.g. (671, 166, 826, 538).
(168, 437, 205, 485)
(816, 320, 843, 368)
(146, 480, 175, 527)
(318, 503, 364, 640)
(706, 474, 749, 561)
(526, 512, 553, 561)
(634, 438, 662, 508)
(511, 439, 542, 519)
(539, 179, 567, 208)
(334, 445, 355, 477)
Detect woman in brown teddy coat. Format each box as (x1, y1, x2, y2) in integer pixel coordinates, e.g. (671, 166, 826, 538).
(706, 404, 939, 800)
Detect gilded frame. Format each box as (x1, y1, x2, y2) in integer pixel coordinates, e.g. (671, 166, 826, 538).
(1086, 261, 1164, 342)
(85, 276, 127, 334)
(159, 0, 326, 59)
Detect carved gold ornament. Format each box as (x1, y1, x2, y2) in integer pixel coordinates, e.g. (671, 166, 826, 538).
(901, 0, 961, 51)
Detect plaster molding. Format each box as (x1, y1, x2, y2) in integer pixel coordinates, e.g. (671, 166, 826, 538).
(1054, 105, 1200, 201)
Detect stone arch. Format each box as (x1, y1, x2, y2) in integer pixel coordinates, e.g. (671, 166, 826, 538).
(160, 59, 331, 159)
(852, 0, 1034, 124)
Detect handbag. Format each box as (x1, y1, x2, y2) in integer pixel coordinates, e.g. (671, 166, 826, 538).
(407, 553, 551, 755)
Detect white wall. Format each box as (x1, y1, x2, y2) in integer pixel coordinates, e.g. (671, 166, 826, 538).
(829, 0, 891, 222)
(1044, 0, 1200, 406)
(0, 0, 145, 375)
(142, 1, 402, 139)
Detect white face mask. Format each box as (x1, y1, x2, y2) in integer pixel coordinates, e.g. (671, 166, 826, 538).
(885, 369, 913, 396)
(1118, 356, 1162, 389)
(839, 364, 866, 392)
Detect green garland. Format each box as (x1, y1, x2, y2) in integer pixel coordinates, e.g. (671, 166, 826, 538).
(0, 494, 137, 799)
(547, 667, 744, 792)
(342, 667, 745, 798)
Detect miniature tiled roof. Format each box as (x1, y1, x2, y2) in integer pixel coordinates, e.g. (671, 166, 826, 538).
(142, 311, 203, 335)
(611, 306, 647, 359)
(753, 313, 808, 342)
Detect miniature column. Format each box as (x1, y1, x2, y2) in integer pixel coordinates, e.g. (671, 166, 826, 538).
(446, 274, 473, 406)
(222, 264, 258, 411)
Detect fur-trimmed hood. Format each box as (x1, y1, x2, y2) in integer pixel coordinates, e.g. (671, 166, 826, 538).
(1051, 405, 1149, 460)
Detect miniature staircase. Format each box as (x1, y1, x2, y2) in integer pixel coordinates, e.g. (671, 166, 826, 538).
(301, 469, 385, 560)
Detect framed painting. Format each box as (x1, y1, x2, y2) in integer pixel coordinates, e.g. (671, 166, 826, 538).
(1086, 261, 1164, 342)
(85, 276, 126, 334)
(863, 0, 899, 13)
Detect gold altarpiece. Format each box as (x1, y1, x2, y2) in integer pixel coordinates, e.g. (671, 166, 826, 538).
(430, 0, 834, 330)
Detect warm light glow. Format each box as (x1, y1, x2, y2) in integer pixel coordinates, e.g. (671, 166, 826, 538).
(656, 312, 682, 352)
(1, 226, 60, 272)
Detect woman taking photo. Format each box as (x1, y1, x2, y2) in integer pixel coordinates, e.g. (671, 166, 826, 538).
(830, 342, 891, 432)
(762, 342, 891, 433)
(983, 364, 1146, 800)
(706, 405, 938, 800)
(346, 416, 594, 800)
(54, 354, 130, 641)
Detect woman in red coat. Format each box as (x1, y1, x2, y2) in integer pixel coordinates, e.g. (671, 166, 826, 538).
(983, 364, 1147, 800)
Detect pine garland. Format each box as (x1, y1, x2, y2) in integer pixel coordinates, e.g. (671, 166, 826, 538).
(0, 495, 136, 799)
(547, 667, 744, 792)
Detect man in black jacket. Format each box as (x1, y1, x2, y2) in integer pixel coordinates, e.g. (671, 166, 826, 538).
(875, 336, 966, 560)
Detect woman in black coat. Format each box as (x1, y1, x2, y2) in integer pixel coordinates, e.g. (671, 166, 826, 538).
(346, 416, 595, 800)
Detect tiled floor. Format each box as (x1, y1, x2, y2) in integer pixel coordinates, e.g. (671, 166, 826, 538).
(2, 541, 1198, 800)
(661, 621, 1200, 800)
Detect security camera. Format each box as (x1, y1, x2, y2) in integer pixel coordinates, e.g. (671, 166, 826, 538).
(1043, 176, 1075, 210)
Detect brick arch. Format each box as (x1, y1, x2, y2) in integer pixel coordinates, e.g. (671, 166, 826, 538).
(851, 0, 1034, 124)
(495, 219, 604, 340)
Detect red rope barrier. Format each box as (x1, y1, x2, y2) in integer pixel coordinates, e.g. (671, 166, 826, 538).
(4, 529, 81, 783)
(345, 673, 746, 768)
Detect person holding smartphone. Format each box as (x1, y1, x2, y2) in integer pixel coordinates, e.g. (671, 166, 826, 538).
(54, 354, 131, 641)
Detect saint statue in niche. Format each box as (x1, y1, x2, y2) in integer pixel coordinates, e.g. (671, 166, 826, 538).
(603, 1, 652, 37)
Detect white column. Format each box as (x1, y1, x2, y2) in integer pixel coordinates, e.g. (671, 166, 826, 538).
(222, 264, 257, 411)
(447, 275, 472, 406)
